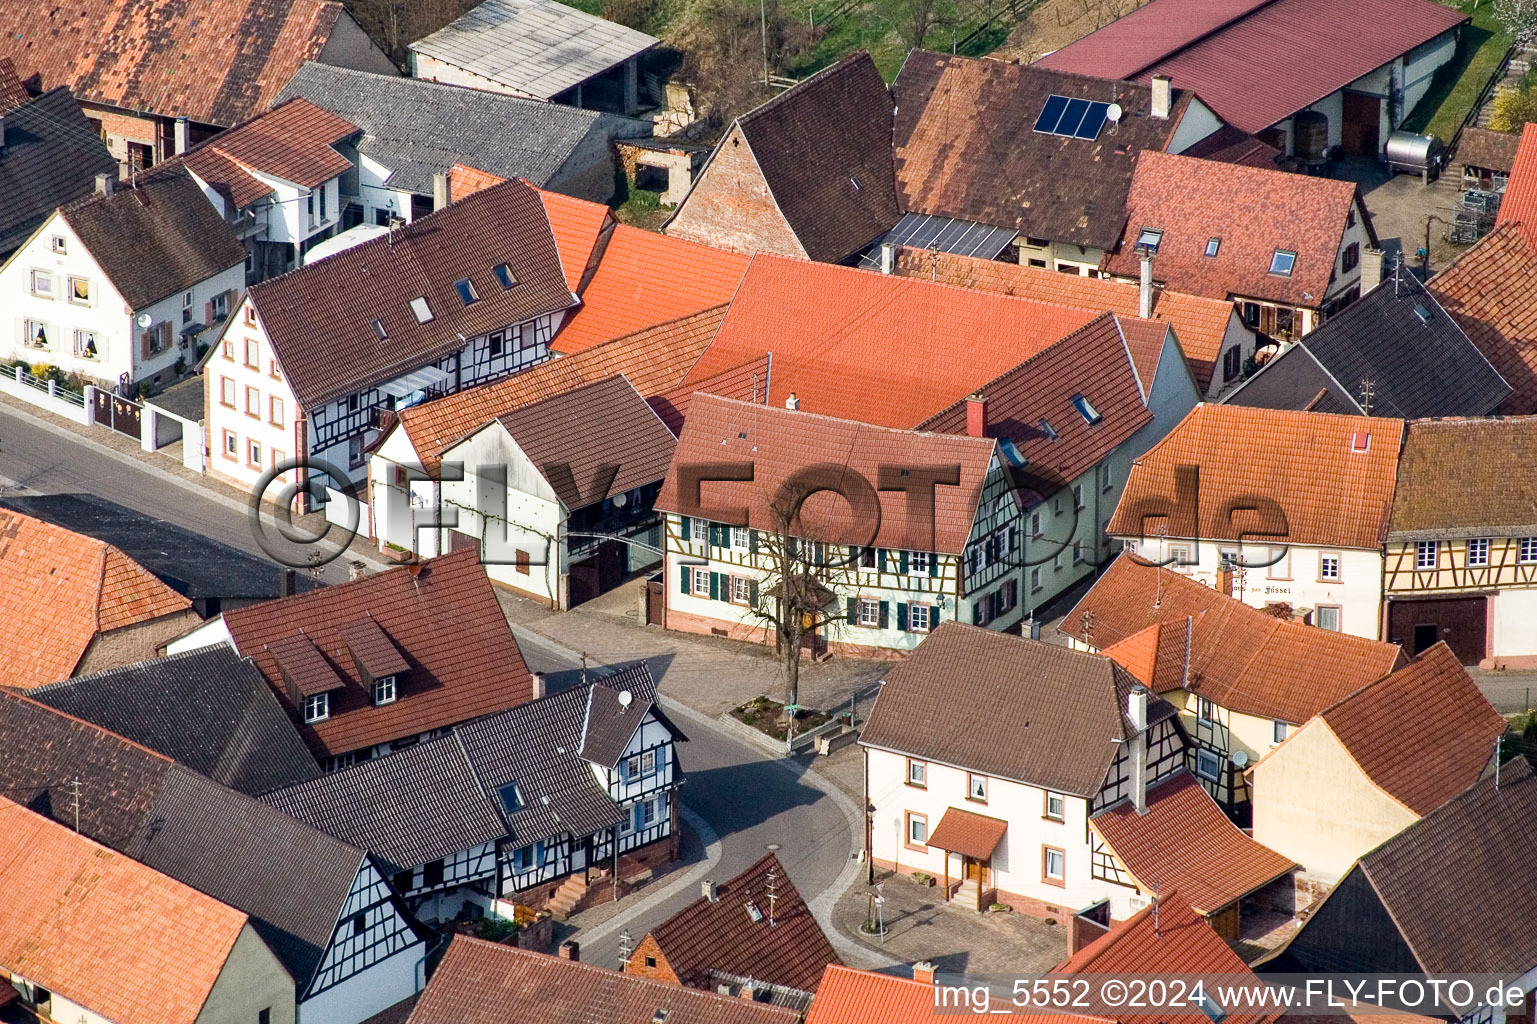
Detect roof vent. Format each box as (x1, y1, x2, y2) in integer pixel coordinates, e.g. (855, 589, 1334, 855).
(1350, 431, 1371, 453)
(653, 1012, 669, 1024)
(785, 392, 799, 411)
(409, 297, 433, 323)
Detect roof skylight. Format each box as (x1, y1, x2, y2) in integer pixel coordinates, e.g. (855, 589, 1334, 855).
(454, 278, 478, 305)
(409, 296, 433, 323)
(1269, 250, 1296, 276)
(493, 263, 517, 289)
(1071, 394, 1102, 424)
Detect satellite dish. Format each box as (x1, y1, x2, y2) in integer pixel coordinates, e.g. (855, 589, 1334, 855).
(617, 690, 633, 708)
(1106, 103, 1123, 123)
(135, 313, 153, 329)
(612, 492, 628, 508)
(1230, 750, 1250, 768)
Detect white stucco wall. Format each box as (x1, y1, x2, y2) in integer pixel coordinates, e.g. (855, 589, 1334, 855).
(205, 296, 305, 491)
(298, 943, 422, 1024)
(1167, 98, 1226, 155)
(1492, 588, 1537, 659)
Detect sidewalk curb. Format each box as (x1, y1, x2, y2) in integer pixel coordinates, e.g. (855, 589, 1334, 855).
(567, 808, 722, 949)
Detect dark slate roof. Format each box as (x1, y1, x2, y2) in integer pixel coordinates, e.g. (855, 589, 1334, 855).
(1219, 340, 1358, 415)
(493, 375, 677, 511)
(145, 374, 209, 422)
(457, 664, 664, 846)
(263, 734, 506, 873)
(248, 177, 576, 410)
(261, 665, 677, 864)
(0, 494, 321, 602)
(60, 166, 245, 309)
(733, 50, 901, 263)
(25, 647, 321, 796)
(890, 51, 1191, 250)
(276, 62, 650, 195)
(576, 680, 653, 768)
(0, 690, 377, 988)
(1225, 271, 1511, 418)
(0, 87, 119, 256)
(861, 622, 1160, 798)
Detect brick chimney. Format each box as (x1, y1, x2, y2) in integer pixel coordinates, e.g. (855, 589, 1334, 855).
(530, 672, 546, 700)
(559, 940, 579, 961)
(1128, 684, 1149, 815)
(1216, 565, 1233, 597)
(278, 568, 298, 597)
(174, 115, 190, 155)
(913, 962, 936, 985)
(1150, 76, 1171, 119)
(1138, 255, 1154, 319)
(965, 393, 988, 438)
(740, 983, 760, 1002)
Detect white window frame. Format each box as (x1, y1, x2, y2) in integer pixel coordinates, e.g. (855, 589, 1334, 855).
(856, 598, 879, 627)
(907, 759, 927, 787)
(1267, 546, 1291, 579)
(372, 676, 397, 706)
(1195, 748, 1221, 781)
(1030, 567, 1042, 592)
(907, 603, 932, 632)
(50, 235, 66, 254)
(1073, 483, 1085, 510)
(303, 693, 330, 723)
(1521, 538, 1537, 564)
(1043, 846, 1066, 881)
(1319, 552, 1341, 582)
(73, 329, 100, 360)
(692, 517, 709, 543)
(1466, 538, 1490, 567)
(1315, 605, 1342, 632)
(23, 318, 50, 349)
(908, 551, 931, 576)
(1196, 696, 1215, 724)
(730, 525, 749, 550)
(730, 575, 752, 604)
(907, 813, 928, 846)
(968, 774, 987, 801)
(67, 275, 91, 305)
(1045, 792, 1065, 820)
(1416, 540, 1438, 569)
(1272, 720, 1289, 744)
(690, 566, 710, 595)
(212, 291, 230, 319)
(29, 269, 54, 298)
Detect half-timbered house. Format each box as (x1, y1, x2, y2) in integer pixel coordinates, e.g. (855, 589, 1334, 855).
(860, 623, 1295, 937)
(1382, 417, 1537, 666)
(167, 549, 535, 771)
(202, 177, 576, 507)
(264, 663, 687, 924)
(0, 689, 431, 1024)
(1062, 553, 1404, 821)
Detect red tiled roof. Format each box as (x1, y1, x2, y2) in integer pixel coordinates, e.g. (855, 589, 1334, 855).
(1038, 0, 1467, 135)
(0, 797, 250, 1024)
(683, 254, 1100, 427)
(184, 98, 357, 196)
(409, 937, 799, 1024)
(1105, 151, 1360, 307)
(926, 807, 1008, 859)
(917, 313, 1155, 486)
(646, 853, 840, 996)
(1091, 772, 1296, 915)
(806, 966, 1092, 1023)
(394, 305, 725, 472)
(1318, 643, 1505, 815)
(1056, 895, 1277, 1024)
(0, 0, 356, 128)
(649, 354, 771, 435)
(1105, 404, 1403, 550)
(450, 162, 512, 200)
(1179, 124, 1283, 169)
(0, 509, 193, 687)
(1426, 223, 1537, 412)
(655, 395, 996, 554)
(1071, 554, 1405, 724)
(249, 177, 575, 410)
(890, 247, 1237, 391)
(0, 57, 28, 113)
(538, 188, 614, 292)
(552, 225, 750, 354)
(222, 549, 532, 758)
(1493, 123, 1537, 245)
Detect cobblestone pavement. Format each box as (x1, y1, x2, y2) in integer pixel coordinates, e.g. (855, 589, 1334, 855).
(834, 867, 1069, 976)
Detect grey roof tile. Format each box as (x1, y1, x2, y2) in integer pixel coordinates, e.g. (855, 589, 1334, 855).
(0, 87, 119, 256)
(25, 646, 321, 796)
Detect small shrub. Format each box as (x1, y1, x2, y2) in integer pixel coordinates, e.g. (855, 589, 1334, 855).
(478, 917, 519, 942)
(911, 871, 932, 885)
(989, 902, 1012, 912)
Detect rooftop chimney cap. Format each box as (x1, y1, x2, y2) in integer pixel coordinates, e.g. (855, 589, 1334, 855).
(95, 172, 116, 196)
(701, 879, 718, 902)
(785, 392, 800, 411)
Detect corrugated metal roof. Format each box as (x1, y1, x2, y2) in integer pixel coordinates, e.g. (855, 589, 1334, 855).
(409, 0, 658, 101)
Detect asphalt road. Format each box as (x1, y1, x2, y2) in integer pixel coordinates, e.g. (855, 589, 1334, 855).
(0, 402, 364, 583)
(511, 626, 858, 968)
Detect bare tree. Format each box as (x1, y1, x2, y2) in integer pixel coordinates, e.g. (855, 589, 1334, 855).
(741, 488, 858, 713)
(1492, 0, 1537, 39)
(899, 0, 946, 51)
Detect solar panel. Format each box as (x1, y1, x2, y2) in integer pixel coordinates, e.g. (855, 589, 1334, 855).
(1034, 94, 1069, 134)
(1076, 101, 1110, 139)
(1057, 98, 1090, 137)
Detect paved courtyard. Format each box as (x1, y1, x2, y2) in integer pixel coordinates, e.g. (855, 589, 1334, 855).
(832, 867, 1070, 976)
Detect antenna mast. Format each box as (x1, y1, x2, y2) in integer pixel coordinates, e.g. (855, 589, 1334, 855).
(70, 776, 81, 832)
(1359, 378, 1375, 417)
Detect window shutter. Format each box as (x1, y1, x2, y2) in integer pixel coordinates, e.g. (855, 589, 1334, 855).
(680, 517, 691, 542)
(205, 299, 214, 324)
(748, 529, 758, 553)
(710, 524, 725, 547)
(896, 602, 909, 631)
(879, 601, 890, 629)
(976, 598, 989, 627)
(709, 572, 721, 601)
(931, 605, 942, 627)
(748, 579, 759, 607)
(928, 554, 939, 577)
(141, 331, 151, 360)
(846, 598, 857, 624)
(899, 551, 909, 574)
(1009, 525, 1019, 551)
(679, 565, 691, 594)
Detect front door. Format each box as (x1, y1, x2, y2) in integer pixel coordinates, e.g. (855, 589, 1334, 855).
(965, 859, 984, 883)
(1341, 92, 1381, 157)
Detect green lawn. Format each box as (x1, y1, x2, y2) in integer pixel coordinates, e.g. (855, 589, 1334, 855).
(1401, 0, 1513, 140)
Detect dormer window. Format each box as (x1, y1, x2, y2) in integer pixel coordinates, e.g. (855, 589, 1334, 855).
(1134, 228, 1163, 254)
(454, 278, 478, 305)
(371, 676, 397, 706)
(409, 297, 433, 323)
(493, 263, 517, 289)
(497, 782, 523, 813)
(303, 693, 330, 723)
(1071, 394, 1101, 424)
(1269, 250, 1296, 276)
